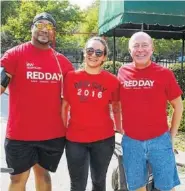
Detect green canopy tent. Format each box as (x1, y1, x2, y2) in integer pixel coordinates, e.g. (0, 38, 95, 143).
(98, 0, 185, 88)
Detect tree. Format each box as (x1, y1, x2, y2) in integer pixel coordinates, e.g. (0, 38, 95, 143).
(153, 39, 181, 55)
(75, 0, 99, 47)
(1, 0, 84, 51)
(1, 0, 20, 25)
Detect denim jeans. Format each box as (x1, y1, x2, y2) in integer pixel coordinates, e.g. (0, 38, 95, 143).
(122, 132, 180, 191)
(66, 136, 115, 191)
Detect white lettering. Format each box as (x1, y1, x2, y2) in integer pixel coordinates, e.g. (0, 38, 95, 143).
(77, 89, 82, 95)
(77, 89, 103, 99)
(26, 63, 34, 67)
(124, 80, 155, 88)
(138, 80, 144, 86)
(39, 72, 44, 80)
(150, 80, 154, 86)
(58, 74, 63, 81)
(45, 73, 52, 80)
(84, 89, 89, 96)
(132, 80, 138, 86)
(26, 71, 62, 81)
(52, 73, 58, 81)
(97, 92, 102, 98)
(27, 71, 33, 79)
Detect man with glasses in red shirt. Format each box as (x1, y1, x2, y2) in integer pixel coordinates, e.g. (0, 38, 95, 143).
(1, 12, 73, 191)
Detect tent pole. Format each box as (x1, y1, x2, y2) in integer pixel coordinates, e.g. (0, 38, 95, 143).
(181, 33, 184, 99)
(113, 29, 116, 74)
(141, 23, 144, 31)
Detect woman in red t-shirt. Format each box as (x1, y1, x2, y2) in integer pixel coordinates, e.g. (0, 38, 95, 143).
(62, 36, 122, 191)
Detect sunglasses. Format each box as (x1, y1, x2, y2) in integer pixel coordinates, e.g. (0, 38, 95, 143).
(86, 47, 104, 57)
(34, 23, 55, 30)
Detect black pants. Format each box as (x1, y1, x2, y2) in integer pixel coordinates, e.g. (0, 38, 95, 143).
(66, 136, 115, 191)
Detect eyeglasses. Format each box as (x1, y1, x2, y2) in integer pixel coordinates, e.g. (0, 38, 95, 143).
(34, 23, 55, 30)
(86, 47, 104, 57)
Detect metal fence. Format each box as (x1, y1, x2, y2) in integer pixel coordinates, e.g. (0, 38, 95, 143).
(57, 48, 83, 69)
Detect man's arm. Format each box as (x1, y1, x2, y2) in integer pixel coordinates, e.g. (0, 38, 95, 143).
(0, 67, 12, 95)
(112, 101, 124, 134)
(169, 96, 183, 139)
(61, 99, 70, 128)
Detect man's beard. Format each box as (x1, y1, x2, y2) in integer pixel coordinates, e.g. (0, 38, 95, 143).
(36, 38, 50, 45)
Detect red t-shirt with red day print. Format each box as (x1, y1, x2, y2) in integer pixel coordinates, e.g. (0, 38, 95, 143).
(118, 62, 183, 140)
(64, 70, 120, 143)
(1, 42, 73, 141)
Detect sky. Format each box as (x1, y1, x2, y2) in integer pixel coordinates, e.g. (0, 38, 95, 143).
(69, 0, 94, 10)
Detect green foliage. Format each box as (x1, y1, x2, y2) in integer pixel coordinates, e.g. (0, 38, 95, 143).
(1, 0, 184, 57)
(153, 39, 181, 57)
(1, 31, 21, 54)
(76, 0, 99, 47)
(1, 0, 84, 50)
(1, 1, 20, 25)
(102, 61, 123, 74)
(166, 63, 184, 132)
(169, 63, 185, 97)
(168, 100, 185, 132)
(107, 37, 129, 55)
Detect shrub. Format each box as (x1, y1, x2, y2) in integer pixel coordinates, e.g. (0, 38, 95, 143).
(168, 63, 185, 98)
(102, 61, 123, 75)
(168, 100, 185, 132)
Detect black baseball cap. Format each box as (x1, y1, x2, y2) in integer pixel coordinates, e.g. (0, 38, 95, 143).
(33, 12, 56, 28)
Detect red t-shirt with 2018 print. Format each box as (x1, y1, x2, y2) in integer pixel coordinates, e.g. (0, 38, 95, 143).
(64, 70, 120, 143)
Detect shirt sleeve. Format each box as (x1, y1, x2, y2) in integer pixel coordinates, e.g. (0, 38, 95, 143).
(1, 48, 18, 76)
(117, 66, 123, 81)
(165, 69, 183, 101)
(111, 77, 120, 102)
(57, 54, 74, 77)
(63, 71, 73, 102)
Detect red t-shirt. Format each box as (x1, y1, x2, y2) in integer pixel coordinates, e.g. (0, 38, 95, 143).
(1, 42, 73, 141)
(64, 70, 120, 142)
(118, 62, 182, 140)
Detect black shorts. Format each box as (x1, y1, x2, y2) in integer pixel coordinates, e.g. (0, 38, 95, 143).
(4, 137, 65, 175)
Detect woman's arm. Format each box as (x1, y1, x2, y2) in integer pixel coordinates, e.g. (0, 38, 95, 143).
(61, 99, 70, 128)
(111, 101, 124, 134)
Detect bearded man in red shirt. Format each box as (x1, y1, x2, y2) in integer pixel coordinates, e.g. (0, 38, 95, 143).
(1, 12, 73, 191)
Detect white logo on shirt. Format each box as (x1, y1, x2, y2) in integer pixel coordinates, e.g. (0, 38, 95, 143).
(26, 62, 41, 70)
(124, 80, 154, 88)
(27, 71, 62, 81)
(27, 62, 34, 67)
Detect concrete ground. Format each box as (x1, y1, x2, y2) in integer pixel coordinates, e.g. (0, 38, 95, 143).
(1, 93, 185, 190)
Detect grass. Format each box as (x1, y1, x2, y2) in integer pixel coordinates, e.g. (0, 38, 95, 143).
(174, 131, 185, 152)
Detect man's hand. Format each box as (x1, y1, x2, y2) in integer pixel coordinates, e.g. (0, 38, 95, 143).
(1, 85, 6, 94)
(170, 129, 177, 151)
(117, 128, 124, 135)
